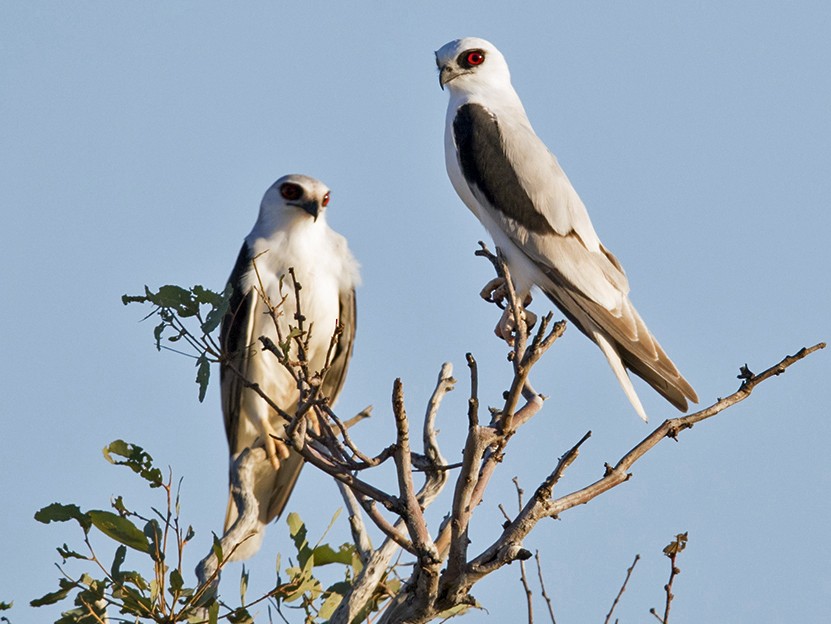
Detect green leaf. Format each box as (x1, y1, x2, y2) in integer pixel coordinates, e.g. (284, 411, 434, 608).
(122, 291, 150, 306)
(103, 440, 163, 488)
(34, 503, 91, 533)
(195, 354, 211, 402)
(198, 283, 232, 335)
(201, 309, 223, 335)
(88, 510, 150, 553)
(169, 569, 184, 593)
(111, 545, 127, 581)
(57, 543, 89, 561)
(240, 565, 249, 604)
(30, 578, 78, 607)
(144, 519, 164, 562)
(153, 322, 165, 350)
(55, 604, 106, 624)
(0, 602, 11, 611)
(112, 583, 152, 616)
(281, 568, 321, 603)
(194, 284, 231, 309)
(156, 285, 198, 317)
(120, 570, 150, 592)
(312, 543, 354, 567)
(287, 512, 313, 570)
(318, 591, 344, 619)
(227, 607, 254, 624)
(211, 533, 223, 564)
(208, 600, 219, 624)
(75, 579, 106, 618)
(149, 579, 160, 606)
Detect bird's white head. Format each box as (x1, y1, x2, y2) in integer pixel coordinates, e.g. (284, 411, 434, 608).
(435, 37, 511, 95)
(259, 173, 331, 225)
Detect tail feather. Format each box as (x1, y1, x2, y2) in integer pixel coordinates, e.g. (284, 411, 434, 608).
(541, 286, 697, 417)
(593, 330, 649, 421)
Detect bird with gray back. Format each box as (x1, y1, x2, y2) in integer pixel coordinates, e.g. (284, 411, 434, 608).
(436, 37, 697, 421)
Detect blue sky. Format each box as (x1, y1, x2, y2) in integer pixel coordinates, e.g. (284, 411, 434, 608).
(1, 3, 829, 622)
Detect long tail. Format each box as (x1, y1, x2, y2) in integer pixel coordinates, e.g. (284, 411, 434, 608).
(592, 329, 650, 421)
(542, 288, 698, 420)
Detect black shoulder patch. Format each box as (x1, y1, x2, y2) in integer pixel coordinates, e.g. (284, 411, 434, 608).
(453, 103, 554, 234)
(220, 243, 253, 362)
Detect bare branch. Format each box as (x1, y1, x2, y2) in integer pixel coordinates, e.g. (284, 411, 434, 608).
(392, 378, 442, 610)
(359, 499, 416, 554)
(173, 245, 823, 624)
(330, 535, 403, 624)
(513, 479, 534, 624)
(336, 481, 373, 564)
(418, 363, 454, 505)
(605, 554, 640, 624)
(534, 551, 557, 624)
(653, 533, 688, 623)
(466, 353, 479, 428)
(466, 432, 591, 581)
(195, 448, 264, 596)
(469, 342, 826, 577)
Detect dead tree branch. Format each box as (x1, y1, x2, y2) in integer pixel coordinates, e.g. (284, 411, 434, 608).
(189, 248, 824, 624)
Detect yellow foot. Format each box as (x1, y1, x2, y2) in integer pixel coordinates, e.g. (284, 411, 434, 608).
(480, 277, 509, 305)
(495, 307, 538, 345)
(256, 419, 291, 470)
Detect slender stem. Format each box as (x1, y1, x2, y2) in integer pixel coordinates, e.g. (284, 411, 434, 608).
(605, 554, 640, 624)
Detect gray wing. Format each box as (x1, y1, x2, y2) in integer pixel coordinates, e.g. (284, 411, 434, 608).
(219, 243, 302, 529)
(320, 287, 357, 405)
(220, 243, 256, 454)
(453, 103, 697, 410)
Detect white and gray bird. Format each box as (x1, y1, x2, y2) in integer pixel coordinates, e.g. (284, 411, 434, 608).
(436, 37, 697, 420)
(220, 174, 360, 559)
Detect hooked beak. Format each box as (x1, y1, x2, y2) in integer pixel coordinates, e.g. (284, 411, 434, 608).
(299, 200, 320, 221)
(437, 64, 457, 90)
(436, 51, 460, 90)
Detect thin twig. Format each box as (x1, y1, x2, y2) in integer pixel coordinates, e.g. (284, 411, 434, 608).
(605, 554, 640, 624)
(534, 551, 556, 624)
(514, 479, 534, 624)
(652, 533, 687, 623)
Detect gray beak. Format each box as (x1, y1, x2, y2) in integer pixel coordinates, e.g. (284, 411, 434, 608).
(438, 64, 459, 90)
(436, 52, 454, 90)
(300, 200, 320, 221)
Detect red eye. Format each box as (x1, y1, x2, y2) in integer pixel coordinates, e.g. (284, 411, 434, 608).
(322, 192, 330, 207)
(466, 50, 485, 66)
(280, 182, 303, 201)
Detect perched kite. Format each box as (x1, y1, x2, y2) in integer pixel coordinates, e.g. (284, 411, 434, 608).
(220, 174, 359, 559)
(436, 37, 697, 420)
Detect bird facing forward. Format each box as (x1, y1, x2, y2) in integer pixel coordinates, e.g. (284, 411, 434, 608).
(220, 174, 359, 559)
(436, 37, 697, 420)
